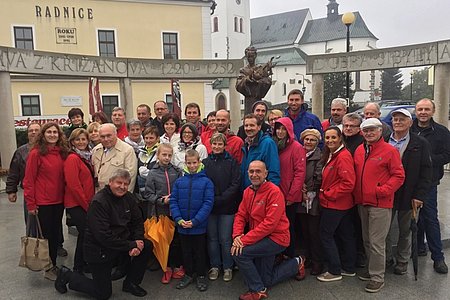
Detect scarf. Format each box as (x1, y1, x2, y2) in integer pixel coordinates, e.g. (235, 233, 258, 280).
(74, 148, 92, 162)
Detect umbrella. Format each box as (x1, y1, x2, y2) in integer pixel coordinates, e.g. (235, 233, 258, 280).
(410, 206, 421, 281)
(144, 216, 175, 272)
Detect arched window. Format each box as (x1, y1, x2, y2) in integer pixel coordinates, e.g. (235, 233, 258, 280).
(234, 17, 238, 32)
(213, 17, 219, 32)
(240, 18, 244, 33)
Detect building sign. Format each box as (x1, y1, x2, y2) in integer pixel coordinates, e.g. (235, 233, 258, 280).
(306, 40, 450, 74)
(60, 96, 82, 107)
(55, 28, 77, 44)
(0, 46, 242, 79)
(35, 6, 93, 19)
(14, 115, 70, 128)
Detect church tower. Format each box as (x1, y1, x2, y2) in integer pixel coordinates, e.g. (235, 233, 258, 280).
(327, 0, 339, 21)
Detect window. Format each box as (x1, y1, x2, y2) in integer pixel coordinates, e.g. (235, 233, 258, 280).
(213, 17, 219, 32)
(240, 18, 244, 33)
(21, 95, 40, 116)
(102, 95, 119, 117)
(98, 30, 116, 57)
(162, 33, 178, 59)
(234, 17, 238, 32)
(165, 94, 174, 112)
(282, 83, 287, 96)
(14, 27, 34, 50)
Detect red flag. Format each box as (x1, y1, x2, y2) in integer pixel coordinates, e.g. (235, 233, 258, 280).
(89, 77, 103, 116)
(171, 79, 181, 118)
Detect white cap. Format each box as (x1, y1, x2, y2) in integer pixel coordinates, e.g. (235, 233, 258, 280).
(391, 108, 412, 119)
(360, 118, 382, 130)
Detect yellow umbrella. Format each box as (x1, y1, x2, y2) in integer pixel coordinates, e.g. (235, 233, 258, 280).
(144, 216, 175, 272)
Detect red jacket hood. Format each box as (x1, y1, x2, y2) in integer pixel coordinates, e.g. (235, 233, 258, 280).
(275, 117, 296, 145)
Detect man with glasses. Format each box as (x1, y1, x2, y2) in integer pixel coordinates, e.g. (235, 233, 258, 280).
(342, 112, 364, 156)
(152, 101, 169, 136)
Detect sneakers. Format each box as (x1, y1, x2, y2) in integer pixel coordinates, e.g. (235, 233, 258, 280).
(394, 262, 408, 275)
(57, 247, 68, 257)
(239, 288, 268, 300)
(223, 269, 233, 282)
(196, 275, 208, 292)
(44, 266, 59, 281)
(310, 262, 323, 276)
(176, 275, 193, 289)
(341, 270, 356, 277)
(295, 256, 306, 281)
(433, 260, 448, 274)
(161, 267, 172, 284)
(172, 266, 185, 279)
(365, 280, 385, 293)
(317, 271, 342, 282)
(54, 266, 72, 294)
(208, 267, 219, 280)
(385, 258, 395, 269)
(358, 271, 371, 281)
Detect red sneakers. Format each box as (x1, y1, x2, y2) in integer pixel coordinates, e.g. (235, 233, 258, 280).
(295, 256, 306, 281)
(239, 289, 268, 300)
(161, 267, 172, 284)
(172, 266, 185, 279)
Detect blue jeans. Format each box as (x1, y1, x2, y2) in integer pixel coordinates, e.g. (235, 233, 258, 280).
(233, 237, 298, 292)
(207, 214, 235, 269)
(417, 185, 445, 262)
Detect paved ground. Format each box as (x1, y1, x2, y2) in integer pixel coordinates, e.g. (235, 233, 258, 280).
(0, 174, 449, 300)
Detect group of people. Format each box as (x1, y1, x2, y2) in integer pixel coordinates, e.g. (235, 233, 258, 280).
(6, 88, 450, 299)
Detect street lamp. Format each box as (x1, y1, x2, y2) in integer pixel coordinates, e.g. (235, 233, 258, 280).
(295, 73, 312, 95)
(410, 70, 414, 101)
(342, 12, 355, 101)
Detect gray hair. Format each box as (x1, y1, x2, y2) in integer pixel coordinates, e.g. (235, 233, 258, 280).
(363, 102, 381, 113)
(343, 112, 363, 124)
(112, 107, 126, 115)
(331, 98, 348, 108)
(99, 123, 117, 133)
(109, 168, 131, 183)
(127, 119, 142, 130)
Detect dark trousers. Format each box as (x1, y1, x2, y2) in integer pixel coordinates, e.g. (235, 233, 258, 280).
(68, 240, 152, 300)
(37, 204, 64, 266)
(320, 207, 356, 274)
(169, 230, 183, 268)
(283, 203, 299, 258)
(298, 213, 323, 265)
(179, 233, 207, 277)
(66, 206, 87, 271)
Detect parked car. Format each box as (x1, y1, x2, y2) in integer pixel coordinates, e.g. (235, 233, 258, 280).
(380, 105, 416, 127)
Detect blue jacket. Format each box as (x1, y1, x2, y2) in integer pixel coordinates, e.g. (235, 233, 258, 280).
(170, 168, 214, 235)
(241, 131, 280, 189)
(284, 107, 324, 148)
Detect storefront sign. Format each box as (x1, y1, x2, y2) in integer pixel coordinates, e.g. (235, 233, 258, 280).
(55, 28, 77, 44)
(60, 96, 82, 107)
(14, 115, 70, 128)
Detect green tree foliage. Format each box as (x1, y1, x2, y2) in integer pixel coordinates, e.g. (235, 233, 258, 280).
(323, 72, 354, 117)
(381, 68, 403, 99)
(401, 68, 433, 101)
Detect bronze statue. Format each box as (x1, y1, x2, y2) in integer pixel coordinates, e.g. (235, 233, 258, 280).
(236, 47, 275, 114)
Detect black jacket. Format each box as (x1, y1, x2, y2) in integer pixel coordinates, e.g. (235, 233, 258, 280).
(83, 186, 144, 263)
(411, 118, 450, 185)
(203, 151, 242, 215)
(6, 144, 31, 193)
(394, 133, 432, 210)
(343, 133, 364, 156)
(151, 117, 165, 136)
(237, 122, 272, 141)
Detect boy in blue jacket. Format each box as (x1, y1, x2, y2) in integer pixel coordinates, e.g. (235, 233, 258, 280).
(170, 149, 214, 292)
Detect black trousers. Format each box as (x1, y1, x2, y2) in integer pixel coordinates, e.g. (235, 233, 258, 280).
(66, 206, 87, 271)
(179, 233, 207, 277)
(169, 230, 183, 268)
(68, 240, 152, 300)
(298, 213, 323, 265)
(37, 204, 64, 266)
(283, 203, 299, 258)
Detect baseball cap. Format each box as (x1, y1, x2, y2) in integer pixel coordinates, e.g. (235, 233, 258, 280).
(360, 118, 382, 130)
(391, 108, 412, 119)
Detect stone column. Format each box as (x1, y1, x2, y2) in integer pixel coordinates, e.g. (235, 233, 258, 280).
(311, 74, 324, 120)
(0, 72, 17, 167)
(433, 63, 450, 126)
(229, 78, 242, 132)
(119, 78, 133, 120)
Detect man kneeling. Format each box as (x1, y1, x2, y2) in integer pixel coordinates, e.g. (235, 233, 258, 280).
(232, 161, 305, 300)
(55, 169, 151, 299)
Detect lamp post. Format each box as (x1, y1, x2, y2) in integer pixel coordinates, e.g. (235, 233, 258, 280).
(410, 70, 414, 101)
(342, 12, 355, 101)
(295, 73, 311, 95)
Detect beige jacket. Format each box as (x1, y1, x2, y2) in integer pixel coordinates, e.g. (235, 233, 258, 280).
(92, 138, 137, 192)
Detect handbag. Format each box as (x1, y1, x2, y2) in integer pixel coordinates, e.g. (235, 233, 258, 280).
(18, 214, 52, 271)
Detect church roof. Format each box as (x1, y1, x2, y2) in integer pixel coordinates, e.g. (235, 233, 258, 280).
(299, 11, 378, 44)
(255, 47, 307, 66)
(250, 9, 309, 49)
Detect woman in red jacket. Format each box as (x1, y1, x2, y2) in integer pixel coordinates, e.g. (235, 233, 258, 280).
(317, 126, 356, 282)
(64, 128, 95, 274)
(24, 122, 69, 280)
(273, 117, 306, 259)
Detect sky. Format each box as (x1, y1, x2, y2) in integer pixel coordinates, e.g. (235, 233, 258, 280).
(250, 0, 450, 48)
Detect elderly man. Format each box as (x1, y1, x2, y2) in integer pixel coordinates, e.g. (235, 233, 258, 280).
(322, 98, 347, 131)
(185, 102, 207, 135)
(237, 100, 272, 140)
(136, 104, 153, 128)
(353, 118, 405, 293)
(111, 107, 128, 140)
(385, 108, 432, 275)
(55, 169, 152, 299)
(232, 161, 305, 300)
(411, 98, 449, 274)
(363, 102, 392, 141)
(152, 100, 169, 136)
(240, 114, 280, 189)
(92, 123, 137, 192)
(342, 112, 364, 155)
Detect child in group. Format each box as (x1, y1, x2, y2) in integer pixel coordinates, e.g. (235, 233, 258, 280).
(142, 143, 184, 284)
(170, 149, 214, 292)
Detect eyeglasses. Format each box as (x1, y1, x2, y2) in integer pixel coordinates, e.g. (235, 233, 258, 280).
(182, 131, 193, 135)
(343, 124, 359, 128)
(304, 138, 318, 143)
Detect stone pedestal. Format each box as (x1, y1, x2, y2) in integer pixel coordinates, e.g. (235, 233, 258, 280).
(229, 78, 242, 132)
(311, 74, 324, 121)
(434, 63, 450, 126)
(119, 78, 133, 119)
(0, 72, 17, 167)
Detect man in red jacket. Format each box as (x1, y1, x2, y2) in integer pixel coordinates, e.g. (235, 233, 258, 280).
(353, 118, 405, 293)
(232, 161, 305, 300)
